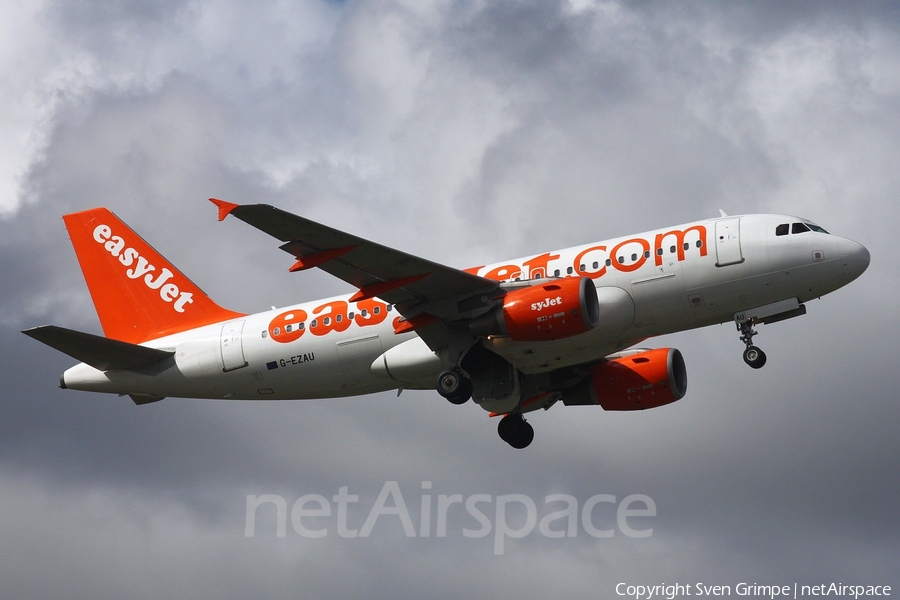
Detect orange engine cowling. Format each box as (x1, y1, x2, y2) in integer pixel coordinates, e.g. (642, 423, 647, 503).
(562, 348, 687, 410)
(480, 276, 601, 342)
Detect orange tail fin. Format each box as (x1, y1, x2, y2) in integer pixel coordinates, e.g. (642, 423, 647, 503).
(63, 208, 245, 343)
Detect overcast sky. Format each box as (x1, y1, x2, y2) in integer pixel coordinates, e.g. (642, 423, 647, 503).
(1, 1, 898, 598)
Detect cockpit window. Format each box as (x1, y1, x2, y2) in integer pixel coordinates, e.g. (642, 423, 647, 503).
(778, 221, 829, 236)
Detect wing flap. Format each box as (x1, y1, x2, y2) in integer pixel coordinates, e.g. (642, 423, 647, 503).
(22, 325, 175, 372)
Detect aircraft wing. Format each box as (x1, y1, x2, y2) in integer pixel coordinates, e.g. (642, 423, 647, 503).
(211, 199, 502, 349)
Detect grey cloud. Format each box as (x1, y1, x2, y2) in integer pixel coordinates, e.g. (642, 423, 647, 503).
(1, 0, 898, 598)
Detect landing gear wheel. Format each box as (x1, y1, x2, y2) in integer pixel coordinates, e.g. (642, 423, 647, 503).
(511, 421, 534, 449)
(436, 370, 471, 405)
(743, 346, 767, 369)
(497, 415, 515, 442)
(498, 414, 534, 449)
(736, 318, 767, 369)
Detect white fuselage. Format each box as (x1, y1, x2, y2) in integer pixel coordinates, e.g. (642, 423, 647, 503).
(61, 214, 869, 402)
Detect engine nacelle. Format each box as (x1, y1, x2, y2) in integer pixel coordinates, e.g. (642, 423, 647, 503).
(471, 277, 600, 342)
(562, 348, 687, 410)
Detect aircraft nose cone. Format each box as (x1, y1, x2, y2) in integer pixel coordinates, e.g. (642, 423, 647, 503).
(841, 239, 870, 283)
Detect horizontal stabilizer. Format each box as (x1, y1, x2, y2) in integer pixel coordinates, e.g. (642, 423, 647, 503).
(22, 325, 174, 371)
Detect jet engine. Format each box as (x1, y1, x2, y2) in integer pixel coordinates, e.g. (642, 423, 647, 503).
(561, 348, 687, 410)
(470, 276, 600, 342)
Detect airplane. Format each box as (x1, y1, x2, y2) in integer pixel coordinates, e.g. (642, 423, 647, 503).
(22, 199, 870, 448)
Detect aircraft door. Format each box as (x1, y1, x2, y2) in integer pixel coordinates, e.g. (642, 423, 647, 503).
(220, 320, 249, 372)
(715, 218, 744, 266)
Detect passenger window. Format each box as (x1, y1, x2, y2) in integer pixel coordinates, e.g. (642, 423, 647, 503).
(792, 222, 810, 234)
(592, 261, 599, 269)
(566, 266, 573, 274)
(374, 306, 381, 315)
(776, 224, 789, 236)
(643, 251, 650, 259)
(553, 269, 560, 277)
(669, 245, 676, 254)
(696, 240, 703, 248)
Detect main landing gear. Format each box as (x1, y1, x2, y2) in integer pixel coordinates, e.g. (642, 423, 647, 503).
(737, 319, 767, 369)
(435, 370, 534, 449)
(436, 361, 533, 449)
(497, 413, 534, 449)
(436, 369, 472, 405)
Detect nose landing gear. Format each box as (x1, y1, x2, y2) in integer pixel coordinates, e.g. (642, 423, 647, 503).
(742, 344, 767, 369)
(733, 299, 809, 369)
(737, 319, 767, 369)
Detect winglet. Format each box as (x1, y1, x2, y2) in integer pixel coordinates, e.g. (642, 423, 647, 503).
(210, 198, 240, 221)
